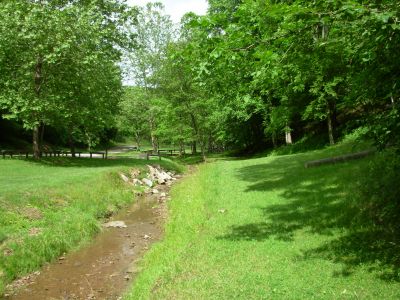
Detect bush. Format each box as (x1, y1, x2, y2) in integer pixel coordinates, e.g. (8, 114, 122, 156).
(358, 149, 400, 230)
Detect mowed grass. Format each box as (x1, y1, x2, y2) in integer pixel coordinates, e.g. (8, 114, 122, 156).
(0, 157, 182, 295)
(126, 142, 400, 299)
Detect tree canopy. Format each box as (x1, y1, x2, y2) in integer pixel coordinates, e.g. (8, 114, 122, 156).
(1, 0, 399, 156)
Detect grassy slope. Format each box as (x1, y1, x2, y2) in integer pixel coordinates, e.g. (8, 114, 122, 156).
(0, 157, 182, 295)
(126, 142, 400, 299)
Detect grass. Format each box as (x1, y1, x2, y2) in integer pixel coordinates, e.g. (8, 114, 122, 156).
(125, 140, 400, 299)
(0, 156, 183, 296)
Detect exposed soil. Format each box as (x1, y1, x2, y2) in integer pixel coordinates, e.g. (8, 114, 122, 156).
(5, 186, 169, 300)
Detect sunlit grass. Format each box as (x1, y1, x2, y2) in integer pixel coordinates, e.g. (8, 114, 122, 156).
(0, 157, 182, 296)
(126, 142, 400, 299)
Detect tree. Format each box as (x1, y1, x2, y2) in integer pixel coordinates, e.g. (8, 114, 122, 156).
(124, 2, 174, 152)
(0, 0, 134, 158)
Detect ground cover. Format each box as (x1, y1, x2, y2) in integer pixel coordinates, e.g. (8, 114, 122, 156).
(126, 141, 400, 299)
(0, 157, 182, 295)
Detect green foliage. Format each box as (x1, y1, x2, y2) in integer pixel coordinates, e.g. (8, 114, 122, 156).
(143, 0, 399, 152)
(0, 0, 136, 155)
(357, 150, 400, 230)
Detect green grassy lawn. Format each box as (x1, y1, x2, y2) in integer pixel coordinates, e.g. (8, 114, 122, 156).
(0, 157, 182, 295)
(126, 142, 400, 299)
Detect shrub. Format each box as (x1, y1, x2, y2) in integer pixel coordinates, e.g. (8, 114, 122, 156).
(358, 149, 400, 230)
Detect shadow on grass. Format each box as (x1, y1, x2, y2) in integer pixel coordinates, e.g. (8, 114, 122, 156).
(24, 157, 146, 168)
(16, 157, 183, 173)
(219, 155, 400, 281)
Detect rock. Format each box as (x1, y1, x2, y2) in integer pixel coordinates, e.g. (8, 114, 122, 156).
(142, 178, 153, 187)
(143, 234, 151, 240)
(119, 173, 130, 183)
(160, 192, 167, 198)
(147, 165, 172, 184)
(103, 221, 127, 228)
(151, 189, 159, 194)
(132, 178, 143, 186)
(218, 209, 227, 214)
(147, 165, 157, 179)
(130, 169, 141, 178)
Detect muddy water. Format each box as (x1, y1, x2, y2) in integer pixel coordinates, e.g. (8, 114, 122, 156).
(7, 194, 166, 300)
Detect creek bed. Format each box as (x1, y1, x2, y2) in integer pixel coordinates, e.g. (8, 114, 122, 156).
(6, 190, 167, 300)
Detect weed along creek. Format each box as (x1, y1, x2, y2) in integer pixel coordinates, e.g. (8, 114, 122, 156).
(5, 183, 171, 300)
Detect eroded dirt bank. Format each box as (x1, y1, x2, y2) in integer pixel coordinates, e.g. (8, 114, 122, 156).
(5, 186, 169, 300)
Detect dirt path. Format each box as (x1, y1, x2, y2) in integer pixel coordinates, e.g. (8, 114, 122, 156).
(5, 187, 168, 300)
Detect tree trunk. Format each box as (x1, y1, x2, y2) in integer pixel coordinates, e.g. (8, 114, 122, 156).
(134, 132, 141, 150)
(272, 132, 277, 148)
(179, 141, 185, 156)
(192, 141, 197, 154)
(149, 118, 158, 153)
(33, 125, 40, 159)
(39, 122, 45, 156)
(326, 103, 335, 145)
(285, 131, 293, 145)
(285, 125, 293, 145)
(327, 115, 335, 145)
(151, 134, 158, 153)
(33, 55, 43, 159)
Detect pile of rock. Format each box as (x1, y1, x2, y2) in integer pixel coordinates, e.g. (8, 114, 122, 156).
(119, 165, 178, 190)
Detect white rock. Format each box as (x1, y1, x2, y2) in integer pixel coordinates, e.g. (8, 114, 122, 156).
(132, 178, 142, 186)
(103, 221, 127, 228)
(119, 173, 130, 183)
(142, 178, 153, 187)
(151, 189, 159, 194)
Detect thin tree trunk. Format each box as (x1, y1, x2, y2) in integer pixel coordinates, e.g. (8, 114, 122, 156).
(134, 132, 141, 150)
(151, 134, 158, 153)
(179, 140, 184, 156)
(33, 55, 43, 159)
(285, 124, 293, 145)
(327, 105, 335, 145)
(272, 132, 277, 148)
(33, 125, 40, 159)
(285, 131, 293, 145)
(149, 118, 158, 153)
(192, 141, 197, 154)
(327, 116, 335, 145)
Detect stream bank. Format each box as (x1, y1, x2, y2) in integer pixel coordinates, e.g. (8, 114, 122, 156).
(5, 180, 172, 300)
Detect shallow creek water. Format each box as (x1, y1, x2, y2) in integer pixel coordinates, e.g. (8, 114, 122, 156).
(6, 191, 166, 300)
